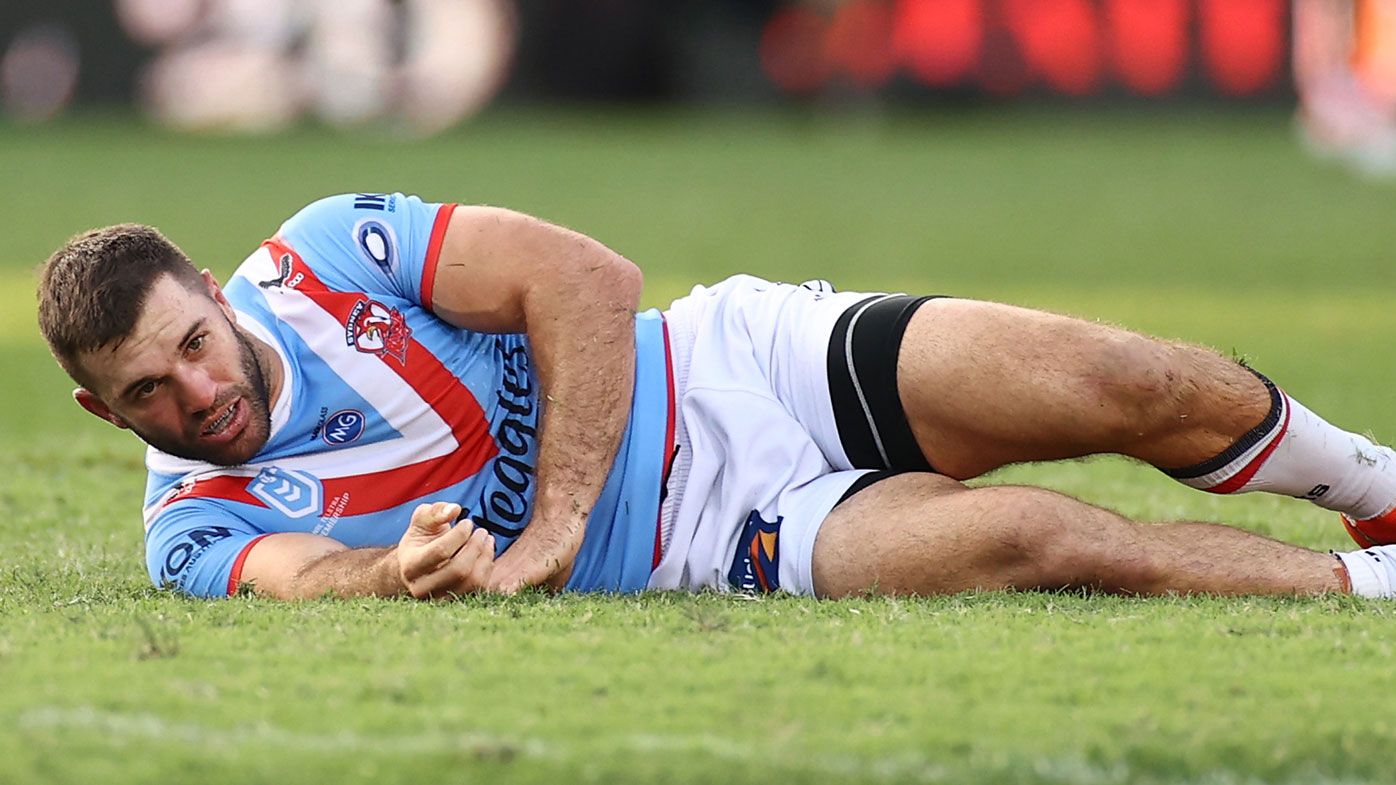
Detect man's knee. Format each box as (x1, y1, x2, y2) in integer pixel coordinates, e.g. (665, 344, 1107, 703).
(1078, 331, 1197, 441)
(920, 484, 1091, 590)
(966, 485, 1140, 590)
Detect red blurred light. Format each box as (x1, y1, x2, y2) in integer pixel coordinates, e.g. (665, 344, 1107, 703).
(760, 6, 835, 95)
(1200, 0, 1285, 96)
(1106, 0, 1188, 95)
(1004, 0, 1103, 95)
(893, 0, 984, 87)
(827, 0, 898, 88)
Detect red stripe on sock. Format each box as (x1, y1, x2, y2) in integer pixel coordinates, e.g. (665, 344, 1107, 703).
(1206, 401, 1292, 495)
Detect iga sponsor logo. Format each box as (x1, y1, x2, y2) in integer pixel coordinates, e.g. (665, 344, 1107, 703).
(322, 409, 366, 446)
(345, 298, 411, 364)
(354, 218, 398, 276)
(248, 466, 322, 519)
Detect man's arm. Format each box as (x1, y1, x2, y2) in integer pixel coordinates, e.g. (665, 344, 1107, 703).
(237, 503, 495, 599)
(428, 206, 643, 592)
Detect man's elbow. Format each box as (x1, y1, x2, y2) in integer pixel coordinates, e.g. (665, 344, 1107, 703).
(609, 256, 643, 309)
(580, 250, 643, 312)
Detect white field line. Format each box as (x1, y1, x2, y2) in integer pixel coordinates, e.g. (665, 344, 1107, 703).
(13, 705, 1380, 785)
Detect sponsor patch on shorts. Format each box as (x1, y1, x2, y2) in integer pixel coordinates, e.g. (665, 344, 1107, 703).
(727, 510, 783, 593)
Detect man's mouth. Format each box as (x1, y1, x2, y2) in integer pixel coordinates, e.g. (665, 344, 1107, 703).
(200, 398, 244, 441)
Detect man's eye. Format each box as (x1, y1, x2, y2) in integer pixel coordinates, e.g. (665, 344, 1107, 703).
(188, 335, 205, 353)
(136, 381, 158, 398)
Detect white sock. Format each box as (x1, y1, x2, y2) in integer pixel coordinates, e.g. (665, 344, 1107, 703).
(1167, 374, 1396, 521)
(1335, 549, 1396, 598)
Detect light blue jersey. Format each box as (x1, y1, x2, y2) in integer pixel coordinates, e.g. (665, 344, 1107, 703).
(142, 194, 672, 597)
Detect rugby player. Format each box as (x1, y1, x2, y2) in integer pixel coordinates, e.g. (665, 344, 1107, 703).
(35, 193, 1396, 601)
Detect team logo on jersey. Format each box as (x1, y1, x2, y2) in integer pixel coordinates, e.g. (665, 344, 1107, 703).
(354, 218, 398, 276)
(322, 409, 366, 446)
(728, 510, 784, 594)
(345, 298, 411, 364)
(248, 466, 322, 519)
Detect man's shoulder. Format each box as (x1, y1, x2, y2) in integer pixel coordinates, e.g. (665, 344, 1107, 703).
(278, 193, 415, 245)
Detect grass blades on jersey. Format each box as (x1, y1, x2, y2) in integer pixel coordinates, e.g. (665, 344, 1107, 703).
(1, 109, 1395, 785)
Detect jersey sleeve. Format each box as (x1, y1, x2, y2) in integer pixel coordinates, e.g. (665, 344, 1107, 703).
(275, 192, 456, 308)
(145, 500, 269, 598)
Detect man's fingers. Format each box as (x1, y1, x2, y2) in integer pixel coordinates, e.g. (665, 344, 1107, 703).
(401, 517, 476, 581)
(405, 527, 495, 599)
(406, 544, 479, 598)
(406, 562, 471, 599)
(407, 502, 461, 536)
(469, 533, 496, 587)
(399, 516, 474, 578)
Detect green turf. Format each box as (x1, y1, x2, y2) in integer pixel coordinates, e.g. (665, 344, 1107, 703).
(3, 108, 1396, 784)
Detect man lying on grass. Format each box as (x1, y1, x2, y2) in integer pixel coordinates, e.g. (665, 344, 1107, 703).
(35, 193, 1396, 601)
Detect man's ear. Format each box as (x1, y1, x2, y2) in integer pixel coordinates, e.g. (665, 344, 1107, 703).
(202, 269, 235, 322)
(74, 388, 129, 430)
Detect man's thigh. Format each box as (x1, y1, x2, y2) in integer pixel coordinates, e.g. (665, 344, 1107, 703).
(892, 298, 1265, 478)
(809, 472, 1121, 598)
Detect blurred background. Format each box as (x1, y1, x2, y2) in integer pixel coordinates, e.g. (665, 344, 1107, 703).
(2, 0, 1395, 172)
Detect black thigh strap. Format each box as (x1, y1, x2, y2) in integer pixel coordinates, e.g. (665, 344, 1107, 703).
(826, 294, 941, 472)
(835, 469, 914, 506)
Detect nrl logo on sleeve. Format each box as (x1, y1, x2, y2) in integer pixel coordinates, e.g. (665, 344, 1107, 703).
(345, 298, 411, 364)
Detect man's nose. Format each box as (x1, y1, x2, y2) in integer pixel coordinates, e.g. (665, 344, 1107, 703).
(173, 363, 219, 413)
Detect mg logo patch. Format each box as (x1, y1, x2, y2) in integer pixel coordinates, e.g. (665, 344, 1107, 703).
(248, 466, 322, 519)
(322, 409, 366, 446)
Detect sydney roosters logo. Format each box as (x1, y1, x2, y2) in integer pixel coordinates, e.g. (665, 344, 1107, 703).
(345, 299, 411, 364)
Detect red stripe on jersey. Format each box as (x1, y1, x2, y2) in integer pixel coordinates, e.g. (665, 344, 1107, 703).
(653, 321, 676, 570)
(258, 238, 498, 516)
(227, 533, 272, 595)
(162, 474, 264, 510)
(1206, 401, 1292, 494)
(420, 203, 458, 310)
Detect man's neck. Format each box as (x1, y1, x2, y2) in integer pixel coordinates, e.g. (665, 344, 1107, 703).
(241, 323, 285, 412)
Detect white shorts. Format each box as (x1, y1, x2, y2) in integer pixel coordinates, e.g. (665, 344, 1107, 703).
(650, 275, 915, 596)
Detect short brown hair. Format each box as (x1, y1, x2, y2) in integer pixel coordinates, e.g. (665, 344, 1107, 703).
(37, 224, 206, 387)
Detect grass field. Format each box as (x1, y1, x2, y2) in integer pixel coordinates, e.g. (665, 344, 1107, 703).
(2, 108, 1395, 784)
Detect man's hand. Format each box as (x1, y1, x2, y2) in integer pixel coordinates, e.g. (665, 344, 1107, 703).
(396, 502, 495, 599)
(488, 537, 573, 594)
